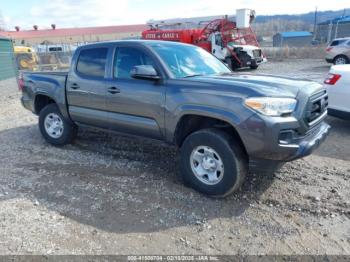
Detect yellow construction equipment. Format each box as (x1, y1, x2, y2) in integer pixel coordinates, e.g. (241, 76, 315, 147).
(14, 46, 39, 71)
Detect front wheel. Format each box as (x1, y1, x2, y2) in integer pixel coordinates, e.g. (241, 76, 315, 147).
(225, 57, 239, 71)
(39, 104, 77, 146)
(180, 129, 248, 197)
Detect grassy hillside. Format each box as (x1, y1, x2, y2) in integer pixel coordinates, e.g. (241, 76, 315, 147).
(256, 9, 350, 24)
(253, 8, 350, 37)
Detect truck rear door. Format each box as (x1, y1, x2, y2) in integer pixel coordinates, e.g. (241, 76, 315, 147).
(66, 46, 111, 128)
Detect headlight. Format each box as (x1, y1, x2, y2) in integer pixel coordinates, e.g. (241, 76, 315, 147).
(245, 97, 297, 116)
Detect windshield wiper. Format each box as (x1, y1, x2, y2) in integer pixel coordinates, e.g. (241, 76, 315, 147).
(183, 74, 205, 78)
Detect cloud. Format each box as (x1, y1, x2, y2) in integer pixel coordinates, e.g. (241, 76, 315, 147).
(4, 0, 350, 30)
(7, 0, 132, 29)
(27, 0, 130, 28)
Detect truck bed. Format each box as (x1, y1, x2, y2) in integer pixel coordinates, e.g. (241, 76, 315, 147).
(22, 70, 69, 76)
(21, 70, 69, 116)
(22, 70, 69, 90)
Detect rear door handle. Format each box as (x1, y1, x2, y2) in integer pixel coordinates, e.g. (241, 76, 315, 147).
(71, 83, 80, 90)
(108, 86, 120, 94)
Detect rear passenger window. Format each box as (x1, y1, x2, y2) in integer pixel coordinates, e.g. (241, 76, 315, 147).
(77, 48, 108, 78)
(331, 41, 339, 46)
(331, 40, 346, 46)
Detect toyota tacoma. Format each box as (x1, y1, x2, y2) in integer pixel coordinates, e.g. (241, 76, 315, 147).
(20, 40, 330, 197)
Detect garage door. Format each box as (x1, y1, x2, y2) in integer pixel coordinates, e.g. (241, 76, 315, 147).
(0, 37, 17, 80)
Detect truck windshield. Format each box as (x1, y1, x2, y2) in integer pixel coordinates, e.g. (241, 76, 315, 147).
(149, 43, 231, 78)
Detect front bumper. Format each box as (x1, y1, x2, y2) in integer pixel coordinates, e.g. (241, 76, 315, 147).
(21, 95, 35, 113)
(250, 57, 266, 66)
(283, 121, 330, 161)
(248, 121, 329, 172)
(238, 114, 330, 162)
(325, 58, 334, 64)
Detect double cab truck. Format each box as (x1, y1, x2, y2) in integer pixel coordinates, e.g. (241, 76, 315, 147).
(20, 40, 330, 197)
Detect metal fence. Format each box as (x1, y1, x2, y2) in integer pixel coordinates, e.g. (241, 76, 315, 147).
(15, 51, 73, 72)
(36, 51, 72, 71)
(262, 46, 327, 60)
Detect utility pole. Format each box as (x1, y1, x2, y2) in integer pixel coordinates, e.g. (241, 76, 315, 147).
(0, 11, 6, 31)
(335, 9, 346, 40)
(313, 7, 318, 41)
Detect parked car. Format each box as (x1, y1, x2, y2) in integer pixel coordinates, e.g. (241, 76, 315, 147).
(19, 40, 330, 197)
(325, 37, 350, 65)
(324, 64, 350, 120)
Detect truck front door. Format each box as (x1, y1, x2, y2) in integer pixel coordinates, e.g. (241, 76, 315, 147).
(211, 33, 226, 61)
(104, 45, 165, 140)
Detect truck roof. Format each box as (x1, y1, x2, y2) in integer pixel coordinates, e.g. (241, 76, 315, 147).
(77, 39, 193, 49)
(332, 37, 350, 41)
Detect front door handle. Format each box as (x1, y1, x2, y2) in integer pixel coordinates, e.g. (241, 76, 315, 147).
(108, 86, 120, 94)
(71, 83, 80, 90)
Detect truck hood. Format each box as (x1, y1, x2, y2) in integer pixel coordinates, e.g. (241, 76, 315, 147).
(228, 44, 260, 51)
(183, 73, 324, 98)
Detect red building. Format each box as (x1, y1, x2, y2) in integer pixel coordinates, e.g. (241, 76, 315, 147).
(3, 24, 148, 45)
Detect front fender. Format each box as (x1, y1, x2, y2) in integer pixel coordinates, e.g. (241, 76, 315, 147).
(165, 103, 252, 143)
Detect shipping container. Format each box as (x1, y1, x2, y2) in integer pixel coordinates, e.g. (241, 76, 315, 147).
(0, 37, 17, 80)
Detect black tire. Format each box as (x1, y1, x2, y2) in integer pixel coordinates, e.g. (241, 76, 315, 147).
(39, 104, 77, 146)
(250, 64, 259, 70)
(333, 55, 349, 65)
(180, 128, 248, 197)
(16, 55, 27, 70)
(225, 57, 238, 71)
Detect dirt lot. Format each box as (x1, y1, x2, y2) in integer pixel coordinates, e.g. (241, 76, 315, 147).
(0, 59, 349, 255)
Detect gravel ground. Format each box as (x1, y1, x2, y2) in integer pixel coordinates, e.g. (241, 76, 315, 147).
(0, 59, 349, 255)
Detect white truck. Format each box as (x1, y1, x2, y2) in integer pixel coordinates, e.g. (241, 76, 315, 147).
(142, 9, 266, 70)
(324, 65, 350, 120)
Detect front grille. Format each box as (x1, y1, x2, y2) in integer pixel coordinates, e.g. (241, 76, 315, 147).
(304, 90, 328, 126)
(253, 49, 262, 58)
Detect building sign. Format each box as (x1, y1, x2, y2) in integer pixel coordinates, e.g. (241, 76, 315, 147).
(144, 32, 180, 40)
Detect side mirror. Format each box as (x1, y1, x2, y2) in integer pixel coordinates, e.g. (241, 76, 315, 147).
(130, 65, 160, 80)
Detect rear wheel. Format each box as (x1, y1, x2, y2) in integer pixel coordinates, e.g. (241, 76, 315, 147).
(39, 104, 77, 146)
(334, 55, 349, 65)
(180, 128, 248, 197)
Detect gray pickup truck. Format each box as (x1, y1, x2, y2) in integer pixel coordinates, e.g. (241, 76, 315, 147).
(20, 40, 330, 197)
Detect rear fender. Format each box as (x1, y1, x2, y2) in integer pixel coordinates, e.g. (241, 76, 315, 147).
(25, 74, 70, 120)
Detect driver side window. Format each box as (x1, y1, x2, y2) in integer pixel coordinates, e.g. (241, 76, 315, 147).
(215, 34, 223, 46)
(114, 47, 155, 79)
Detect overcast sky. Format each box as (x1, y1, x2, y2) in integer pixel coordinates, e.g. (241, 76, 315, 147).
(1, 0, 349, 30)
